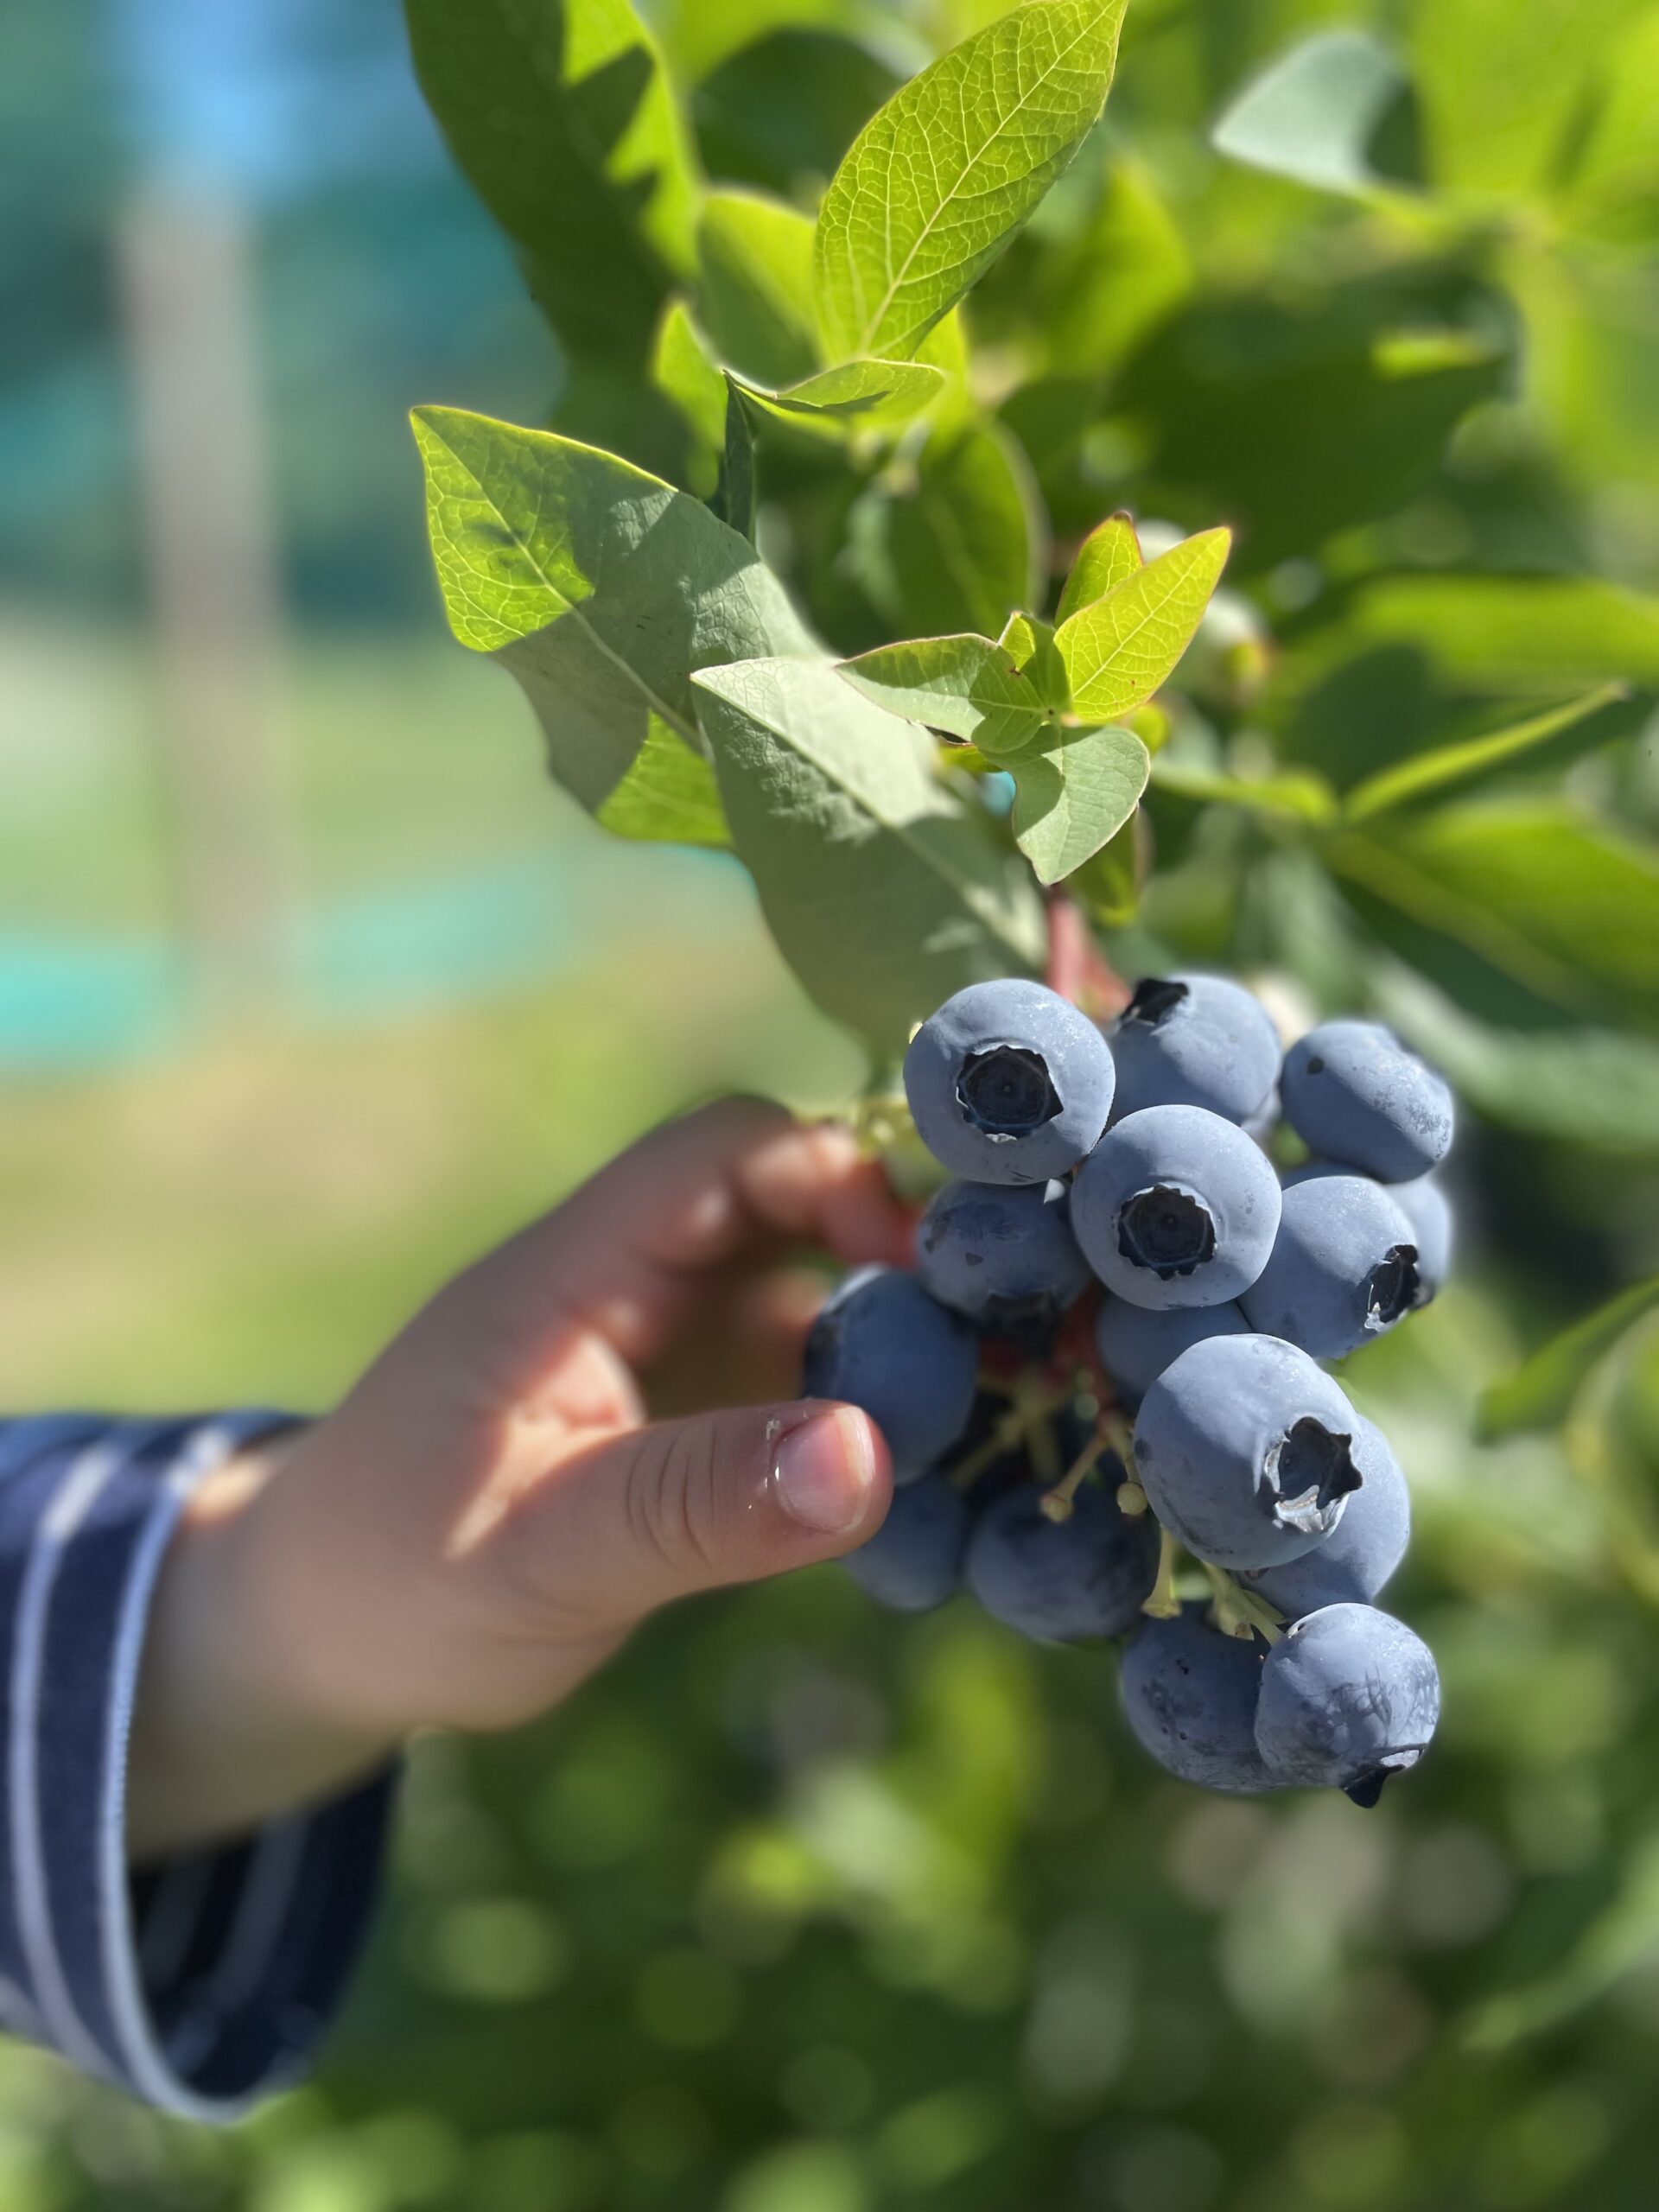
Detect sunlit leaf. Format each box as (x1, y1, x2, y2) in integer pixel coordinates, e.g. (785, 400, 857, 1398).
(813, 0, 1128, 361)
(1056, 512, 1142, 623)
(1212, 30, 1419, 199)
(405, 0, 700, 354)
(1056, 527, 1230, 722)
(412, 404, 817, 842)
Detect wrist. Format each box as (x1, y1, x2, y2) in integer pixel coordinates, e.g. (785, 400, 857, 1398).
(127, 1427, 399, 1856)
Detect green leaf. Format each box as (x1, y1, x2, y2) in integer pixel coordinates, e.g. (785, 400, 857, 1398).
(1008, 726, 1151, 884)
(1305, 574, 1659, 694)
(691, 27, 908, 200)
(812, 0, 1128, 362)
(1374, 965, 1659, 1152)
(734, 358, 948, 426)
(1343, 684, 1630, 822)
(1017, 157, 1192, 378)
(651, 300, 728, 494)
(1479, 1280, 1659, 1442)
(1068, 811, 1143, 923)
(1148, 757, 1338, 823)
(692, 657, 1046, 1044)
(405, 0, 701, 356)
(1056, 528, 1231, 722)
(837, 632, 1058, 754)
(714, 382, 759, 541)
(412, 404, 816, 844)
(997, 612, 1069, 711)
(849, 416, 1043, 640)
(696, 189, 819, 390)
(1056, 512, 1142, 624)
(1462, 1836, 1659, 2051)
(1211, 30, 1419, 199)
(1408, 0, 1640, 202)
(1110, 302, 1504, 573)
(1327, 801, 1659, 1023)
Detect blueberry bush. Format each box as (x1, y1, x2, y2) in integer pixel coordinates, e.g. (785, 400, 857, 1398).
(51, 1, 1654, 2205)
(380, 2, 1659, 2204)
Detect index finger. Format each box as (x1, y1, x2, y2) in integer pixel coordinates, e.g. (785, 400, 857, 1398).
(453, 1098, 916, 1379)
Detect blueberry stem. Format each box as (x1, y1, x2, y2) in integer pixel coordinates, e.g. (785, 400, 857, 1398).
(1142, 1527, 1184, 1620)
(1116, 1478, 1151, 1518)
(948, 1382, 1073, 1491)
(1200, 1561, 1285, 1645)
(1039, 1430, 1110, 1523)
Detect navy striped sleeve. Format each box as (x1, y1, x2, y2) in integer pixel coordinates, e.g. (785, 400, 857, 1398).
(0, 1414, 396, 2119)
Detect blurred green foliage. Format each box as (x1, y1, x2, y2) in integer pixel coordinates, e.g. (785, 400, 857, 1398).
(7, 0, 1659, 2203)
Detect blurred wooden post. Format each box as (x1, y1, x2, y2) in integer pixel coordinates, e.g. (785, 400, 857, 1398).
(117, 184, 298, 1014)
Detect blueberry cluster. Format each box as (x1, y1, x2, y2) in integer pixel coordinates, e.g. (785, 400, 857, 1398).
(804, 974, 1457, 1806)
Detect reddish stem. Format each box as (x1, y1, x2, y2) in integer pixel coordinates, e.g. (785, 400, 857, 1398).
(1045, 892, 1130, 1018)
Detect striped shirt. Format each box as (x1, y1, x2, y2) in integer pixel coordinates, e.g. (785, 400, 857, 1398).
(0, 1414, 393, 2119)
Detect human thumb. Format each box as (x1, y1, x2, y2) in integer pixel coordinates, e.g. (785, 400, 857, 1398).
(525, 1399, 892, 1626)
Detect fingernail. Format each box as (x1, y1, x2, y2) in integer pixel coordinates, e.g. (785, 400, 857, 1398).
(773, 1408, 877, 1534)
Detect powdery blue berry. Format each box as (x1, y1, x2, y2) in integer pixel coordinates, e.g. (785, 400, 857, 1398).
(1254, 1602, 1440, 1803)
(802, 1266, 976, 1483)
(917, 1179, 1091, 1330)
(843, 1470, 970, 1612)
(1120, 1604, 1281, 1794)
(965, 1477, 1159, 1642)
(1241, 1173, 1420, 1360)
(1241, 1418, 1409, 1618)
(1071, 1104, 1282, 1311)
(1108, 973, 1281, 1126)
(903, 980, 1117, 1185)
(1281, 1020, 1453, 1184)
(1094, 1295, 1251, 1406)
(1391, 1173, 1454, 1306)
(1132, 1332, 1364, 1570)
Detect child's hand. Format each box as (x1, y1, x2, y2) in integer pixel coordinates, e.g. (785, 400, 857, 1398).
(130, 1102, 911, 1853)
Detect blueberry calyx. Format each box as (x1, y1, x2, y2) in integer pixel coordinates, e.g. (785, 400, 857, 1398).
(1343, 1745, 1423, 1808)
(957, 1044, 1061, 1140)
(1123, 976, 1189, 1027)
(1116, 1183, 1217, 1278)
(1265, 1417, 1363, 1537)
(1364, 1243, 1421, 1331)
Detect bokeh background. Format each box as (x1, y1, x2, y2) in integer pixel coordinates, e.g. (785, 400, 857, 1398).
(4, 0, 1659, 2207)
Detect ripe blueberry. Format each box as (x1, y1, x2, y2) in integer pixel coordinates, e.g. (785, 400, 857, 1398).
(1071, 1104, 1282, 1310)
(843, 1470, 970, 1611)
(917, 1179, 1091, 1330)
(904, 980, 1116, 1185)
(803, 1266, 977, 1482)
(1121, 1604, 1281, 1794)
(1108, 972, 1280, 1126)
(1255, 1602, 1440, 1802)
(1281, 1020, 1453, 1183)
(1242, 1173, 1420, 1360)
(1094, 1295, 1251, 1405)
(1132, 1332, 1364, 1570)
(966, 1476, 1158, 1642)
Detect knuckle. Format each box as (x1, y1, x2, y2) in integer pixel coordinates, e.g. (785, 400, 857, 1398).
(626, 1420, 728, 1579)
